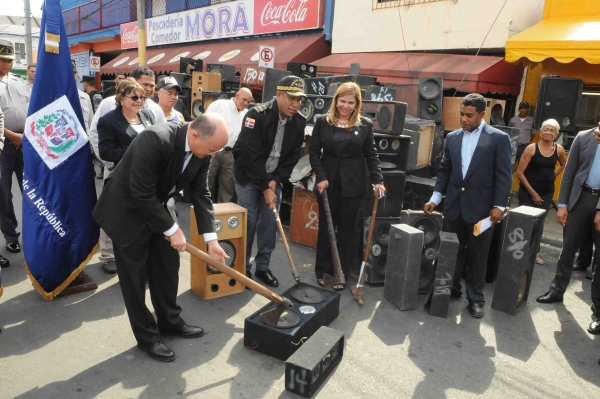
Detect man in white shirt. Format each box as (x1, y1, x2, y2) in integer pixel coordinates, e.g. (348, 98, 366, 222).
(206, 88, 253, 202)
(88, 66, 166, 274)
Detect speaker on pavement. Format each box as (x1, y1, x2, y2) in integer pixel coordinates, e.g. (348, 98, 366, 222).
(190, 203, 247, 300)
(491, 206, 546, 315)
(191, 72, 222, 117)
(287, 62, 317, 79)
(534, 77, 583, 133)
(263, 68, 292, 102)
(206, 63, 237, 81)
(298, 95, 333, 125)
(363, 217, 401, 284)
(399, 210, 443, 294)
(384, 223, 424, 311)
(373, 133, 410, 172)
(180, 57, 202, 74)
(285, 326, 344, 398)
(364, 170, 406, 218)
(418, 77, 443, 123)
(404, 117, 436, 170)
(426, 232, 459, 318)
(361, 101, 408, 134)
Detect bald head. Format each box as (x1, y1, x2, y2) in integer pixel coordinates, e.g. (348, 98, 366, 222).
(234, 87, 253, 111)
(188, 113, 229, 158)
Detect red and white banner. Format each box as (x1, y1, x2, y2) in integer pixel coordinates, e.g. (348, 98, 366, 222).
(254, 0, 322, 34)
(120, 22, 140, 50)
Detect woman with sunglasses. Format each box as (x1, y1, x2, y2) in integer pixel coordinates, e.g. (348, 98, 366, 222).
(98, 78, 155, 174)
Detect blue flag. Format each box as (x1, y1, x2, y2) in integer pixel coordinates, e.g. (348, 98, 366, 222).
(23, 0, 99, 300)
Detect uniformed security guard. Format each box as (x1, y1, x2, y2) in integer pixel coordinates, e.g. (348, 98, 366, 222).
(81, 75, 100, 113)
(0, 39, 29, 260)
(232, 75, 307, 287)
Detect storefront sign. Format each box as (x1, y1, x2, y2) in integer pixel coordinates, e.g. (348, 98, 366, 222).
(120, 0, 322, 49)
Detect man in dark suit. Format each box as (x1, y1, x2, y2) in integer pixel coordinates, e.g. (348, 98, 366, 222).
(233, 76, 306, 287)
(93, 114, 229, 362)
(537, 122, 600, 306)
(424, 93, 512, 318)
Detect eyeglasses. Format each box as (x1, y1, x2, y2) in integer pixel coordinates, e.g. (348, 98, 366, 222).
(125, 95, 147, 102)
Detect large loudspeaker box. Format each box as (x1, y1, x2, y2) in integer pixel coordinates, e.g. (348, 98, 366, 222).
(287, 62, 317, 79)
(363, 217, 400, 284)
(534, 77, 583, 133)
(364, 170, 406, 218)
(361, 101, 408, 134)
(190, 203, 247, 300)
(373, 133, 410, 172)
(206, 63, 237, 81)
(404, 117, 436, 170)
(399, 210, 443, 294)
(305, 77, 331, 96)
(299, 95, 333, 125)
(491, 206, 546, 315)
(418, 77, 443, 123)
(180, 57, 203, 74)
(191, 72, 222, 117)
(263, 68, 292, 102)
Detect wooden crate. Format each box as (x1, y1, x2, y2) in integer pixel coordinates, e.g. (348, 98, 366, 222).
(289, 187, 319, 248)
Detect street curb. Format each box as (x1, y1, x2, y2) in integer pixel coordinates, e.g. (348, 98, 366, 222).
(541, 234, 563, 249)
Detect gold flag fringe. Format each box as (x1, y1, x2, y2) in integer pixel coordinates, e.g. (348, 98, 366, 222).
(25, 242, 99, 301)
(0, 285, 3, 298)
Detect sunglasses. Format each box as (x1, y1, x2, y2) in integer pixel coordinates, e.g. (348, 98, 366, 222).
(125, 95, 147, 102)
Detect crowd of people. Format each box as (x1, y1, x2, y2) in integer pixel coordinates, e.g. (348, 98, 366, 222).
(1, 36, 600, 363)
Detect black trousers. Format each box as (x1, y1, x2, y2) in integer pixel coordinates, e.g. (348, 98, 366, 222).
(113, 228, 185, 346)
(575, 222, 598, 271)
(446, 214, 495, 305)
(315, 184, 365, 280)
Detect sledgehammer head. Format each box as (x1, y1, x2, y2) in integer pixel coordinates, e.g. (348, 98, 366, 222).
(259, 297, 294, 327)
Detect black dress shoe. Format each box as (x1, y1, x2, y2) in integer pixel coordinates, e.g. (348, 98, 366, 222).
(587, 271, 594, 280)
(255, 270, 279, 287)
(0, 254, 9, 268)
(6, 240, 20, 253)
(137, 341, 175, 362)
(536, 292, 563, 303)
(469, 303, 484, 318)
(573, 264, 588, 272)
(589, 320, 600, 335)
(161, 324, 204, 339)
(451, 289, 462, 298)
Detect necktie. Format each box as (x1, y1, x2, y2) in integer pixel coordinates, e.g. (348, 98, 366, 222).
(182, 151, 193, 173)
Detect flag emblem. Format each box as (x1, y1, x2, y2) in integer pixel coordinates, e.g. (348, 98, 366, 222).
(245, 118, 255, 128)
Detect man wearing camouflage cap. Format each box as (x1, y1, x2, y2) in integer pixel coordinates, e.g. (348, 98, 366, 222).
(232, 75, 307, 287)
(0, 39, 29, 263)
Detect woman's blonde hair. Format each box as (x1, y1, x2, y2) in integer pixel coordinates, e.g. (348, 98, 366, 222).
(115, 78, 145, 107)
(326, 82, 362, 130)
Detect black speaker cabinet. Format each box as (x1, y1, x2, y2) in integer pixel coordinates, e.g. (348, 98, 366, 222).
(361, 101, 408, 135)
(402, 175, 444, 213)
(285, 326, 344, 398)
(535, 76, 583, 133)
(373, 133, 410, 172)
(263, 68, 292, 102)
(364, 170, 406, 218)
(384, 223, 424, 310)
(431, 123, 445, 175)
(305, 77, 331, 96)
(364, 85, 396, 102)
(206, 63, 237, 81)
(170, 72, 191, 89)
(299, 95, 333, 125)
(244, 283, 341, 361)
(418, 77, 443, 123)
(491, 206, 546, 315)
(179, 87, 191, 119)
(399, 210, 443, 294)
(180, 57, 203, 74)
(426, 232, 458, 318)
(221, 78, 240, 92)
(287, 62, 317, 79)
(363, 217, 401, 284)
(492, 125, 520, 167)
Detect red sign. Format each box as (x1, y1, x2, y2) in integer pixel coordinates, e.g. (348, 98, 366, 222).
(120, 22, 139, 50)
(254, 0, 323, 34)
(241, 66, 267, 86)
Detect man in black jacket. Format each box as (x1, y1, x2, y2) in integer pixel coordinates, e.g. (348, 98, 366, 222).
(233, 76, 306, 287)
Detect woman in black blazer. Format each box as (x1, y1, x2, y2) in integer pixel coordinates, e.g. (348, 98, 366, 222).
(309, 82, 386, 289)
(98, 78, 155, 170)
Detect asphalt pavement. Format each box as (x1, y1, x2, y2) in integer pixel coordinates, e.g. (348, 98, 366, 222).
(0, 171, 599, 399)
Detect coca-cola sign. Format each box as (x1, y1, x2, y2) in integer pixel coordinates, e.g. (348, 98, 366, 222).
(120, 22, 140, 49)
(254, 0, 322, 34)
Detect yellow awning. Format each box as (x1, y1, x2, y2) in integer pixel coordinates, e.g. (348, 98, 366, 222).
(505, 17, 600, 64)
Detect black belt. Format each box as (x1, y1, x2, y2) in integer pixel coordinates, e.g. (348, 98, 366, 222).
(518, 143, 528, 146)
(223, 146, 233, 151)
(583, 186, 600, 195)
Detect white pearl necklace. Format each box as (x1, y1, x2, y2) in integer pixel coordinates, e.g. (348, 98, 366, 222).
(336, 120, 349, 128)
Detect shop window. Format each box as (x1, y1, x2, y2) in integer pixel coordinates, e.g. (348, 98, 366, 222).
(14, 43, 26, 60)
(374, 0, 449, 9)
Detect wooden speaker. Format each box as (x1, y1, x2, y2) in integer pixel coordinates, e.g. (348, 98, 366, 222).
(191, 72, 222, 117)
(190, 203, 247, 300)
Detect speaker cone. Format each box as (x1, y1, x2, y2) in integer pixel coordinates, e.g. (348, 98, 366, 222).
(192, 100, 203, 117)
(375, 222, 392, 246)
(379, 138, 389, 150)
(412, 217, 440, 246)
(418, 260, 435, 294)
(376, 106, 392, 130)
(373, 254, 387, 279)
(207, 240, 236, 274)
(299, 98, 315, 121)
(290, 286, 326, 304)
(261, 309, 302, 329)
(420, 79, 442, 99)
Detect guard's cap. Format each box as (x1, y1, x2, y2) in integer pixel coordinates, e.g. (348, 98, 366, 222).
(518, 101, 530, 109)
(157, 76, 181, 92)
(0, 39, 15, 60)
(80, 75, 95, 84)
(276, 75, 307, 98)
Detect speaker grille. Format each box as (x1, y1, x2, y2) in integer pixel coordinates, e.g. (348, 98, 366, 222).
(206, 239, 236, 274)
